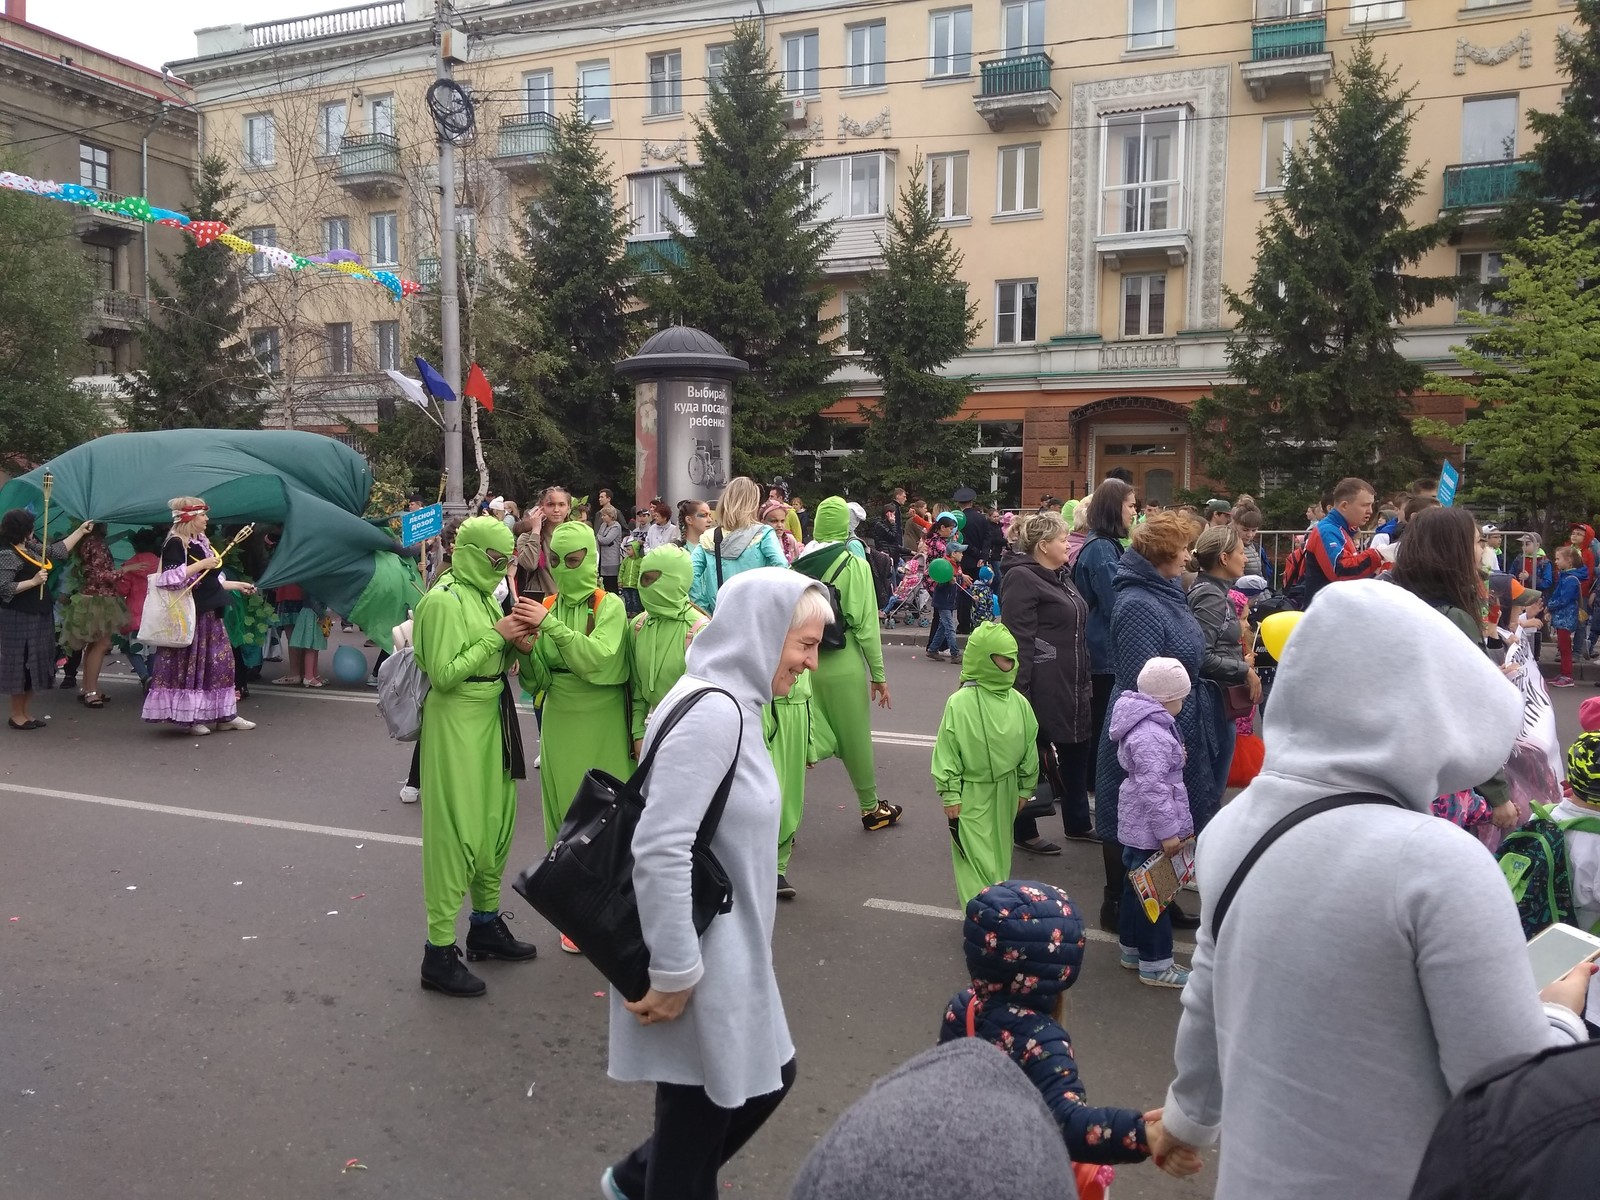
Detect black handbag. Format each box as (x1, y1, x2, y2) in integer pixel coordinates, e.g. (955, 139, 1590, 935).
(1017, 741, 1062, 820)
(512, 687, 741, 1002)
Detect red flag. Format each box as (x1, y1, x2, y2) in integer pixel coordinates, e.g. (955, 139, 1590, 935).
(463, 362, 493, 412)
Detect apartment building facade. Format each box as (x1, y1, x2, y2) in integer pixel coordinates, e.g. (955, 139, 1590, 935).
(0, 0, 198, 402)
(173, 0, 1569, 502)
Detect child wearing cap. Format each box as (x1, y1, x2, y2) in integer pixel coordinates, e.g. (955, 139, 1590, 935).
(1558, 732, 1600, 932)
(1108, 657, 1194, 988)
(938, 881, 1203, 1189)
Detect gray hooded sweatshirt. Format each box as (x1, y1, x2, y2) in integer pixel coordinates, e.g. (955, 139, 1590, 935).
(1163, 579, 1586, 1199)
(609, 567, 824, 1108)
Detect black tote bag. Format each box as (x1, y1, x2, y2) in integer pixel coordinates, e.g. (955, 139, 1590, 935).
(513, 687, 742, 1002)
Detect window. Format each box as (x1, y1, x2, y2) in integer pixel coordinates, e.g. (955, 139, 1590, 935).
(782, 31, 820, 96)
(928, 152, 969, 219)
(929, 8, 973, 77)
(1256, 0, 1321, 15)
(374, 321, 401, 371)
(995, 280, 1038, 344)
(846, 21, 887, 88)
(648, 51, 683, 115)
(242, 226, 277, 277)
(368, 95, 394, 138)
(326, 323, 354, 375)
(1122, 273, 1167, 336)
(85, 243, 115, 292)
(996, 144, 1041, 214)
(1101, 108, 1187, 236)
(1260, 114, 1311, 191)
(78, 142, 110, 191)
(1350, 1, 1403, 20)
(244, 113, 275, 167)
(1462, 95, 1518, 163)
(579, 62, 612, 123)
(630, 172, 689, 237)
(318, 102, 347, 156)
(457, 207, 478, 253)
(1129, 0, 1176, 51)
(807, 153, 887, 221)
(706, 44, 729, 93)
(322, 216, 351, 255)
(1001, 0, 1045, 56)
(524, 70, 554, 117)
(250, 327, 281, 376)
(841, 291, 867, 352)
(1457, 251, 1506, 319)
(370, 212, 398, 267)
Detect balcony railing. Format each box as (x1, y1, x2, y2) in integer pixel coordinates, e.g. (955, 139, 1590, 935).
(417, 257, 439, 286)
(498, 112, 555, 159)
(247, 1, 404, 47)
(338, 132, 401, 179)
(1442, 160, 1537, 210)
(625, 239, 687, 274)
(1251, 16, 1326, 60)
(979, 52, 1053, 98)
(1100, 339, 1179, 371)
(92, 292, 142, 322)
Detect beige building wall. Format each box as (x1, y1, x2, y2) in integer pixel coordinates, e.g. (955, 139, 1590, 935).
(174, 0, 1576, 497)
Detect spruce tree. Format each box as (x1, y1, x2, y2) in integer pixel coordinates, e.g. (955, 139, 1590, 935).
(122, 155, 268, 430)
(850, 157, 979, 500)
(645, 21, 842, 483)
(1510, 0, 1600, 228)
(1190, 40, 1456, 517)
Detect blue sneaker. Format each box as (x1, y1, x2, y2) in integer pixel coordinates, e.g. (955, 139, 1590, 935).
(1119, 949, 1139, 971)
(1139, 964, 1191, 989)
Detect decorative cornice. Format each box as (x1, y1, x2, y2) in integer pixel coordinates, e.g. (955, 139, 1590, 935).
(0, 48, 199, 132)
(639, 135, 688, 168)
(1454, 29, 1531, 75)
(838, 106, 890, 143)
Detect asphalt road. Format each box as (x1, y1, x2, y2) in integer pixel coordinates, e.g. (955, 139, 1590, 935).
(2, 636, 1589, 1200)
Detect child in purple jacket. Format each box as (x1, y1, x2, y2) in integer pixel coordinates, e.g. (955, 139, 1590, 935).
(1110, 657, 1194, 989)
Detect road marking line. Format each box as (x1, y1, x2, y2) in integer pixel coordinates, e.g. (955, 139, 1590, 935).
(0, 782, 422, 847)
(862, 897, 1196, 952)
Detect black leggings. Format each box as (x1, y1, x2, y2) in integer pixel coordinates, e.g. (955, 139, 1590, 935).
(611, 1058, 797, 1200)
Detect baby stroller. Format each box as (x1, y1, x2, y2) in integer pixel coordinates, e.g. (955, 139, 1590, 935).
(882, 554, 932, 627)
(1246, 590, 1297, 715)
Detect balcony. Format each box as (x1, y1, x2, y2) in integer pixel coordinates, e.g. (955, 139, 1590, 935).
(1239, 17, 1333, 100)
(624, 238, 688, 275)
(1097, 184, 1189, 267)
(84, 291, 141, 343)
(72, 191, 144, 242)
(417, 256, 439, 287)
(1442, 160, 1537, 215)
(1099, 339, 1179, 372)
(336, 132, 404, 199)
(973, 52, 1061, 132)
(493, 113, 555, 181)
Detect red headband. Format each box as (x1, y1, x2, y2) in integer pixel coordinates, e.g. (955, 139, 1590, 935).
(173, 505, 208, 521)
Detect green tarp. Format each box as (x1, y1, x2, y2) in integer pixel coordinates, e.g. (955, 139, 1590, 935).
(0, 430, 420, 650)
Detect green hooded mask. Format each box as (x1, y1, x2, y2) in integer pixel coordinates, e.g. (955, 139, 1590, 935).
(639, 544, 695, 621)
(811, 496, 850, 545)
(961, 622, 1020, 696)
(451, 515, 514, 594)
(550, 521, 599, 599)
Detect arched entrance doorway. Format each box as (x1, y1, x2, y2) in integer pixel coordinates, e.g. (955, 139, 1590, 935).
(1070, 397, 1192, 505)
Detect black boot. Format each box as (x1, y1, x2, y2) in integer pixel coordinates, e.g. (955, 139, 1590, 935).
(420, 943, 486, 997)
(1099, 886, 1120, 934)
(465, 913, 538, 962)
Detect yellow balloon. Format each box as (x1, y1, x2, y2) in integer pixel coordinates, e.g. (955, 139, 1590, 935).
(1259, 610, 1303, 662)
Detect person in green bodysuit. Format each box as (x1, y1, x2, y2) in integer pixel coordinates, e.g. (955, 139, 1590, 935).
(627, 543, 708, 755)
(767, 666, 814, 898)
(413, 516, 541, 998)
(521, 520, 632, 954)
(794, 496, 897, 831)
(931, 621, 1040, 906)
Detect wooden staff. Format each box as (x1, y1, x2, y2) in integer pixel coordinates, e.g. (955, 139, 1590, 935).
(436, 470, 447, 505)
(183, 523, 255, 595)
(39, 471, 52, 571)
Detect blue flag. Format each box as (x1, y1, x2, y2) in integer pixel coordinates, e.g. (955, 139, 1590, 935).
(415, 357, 456, 403)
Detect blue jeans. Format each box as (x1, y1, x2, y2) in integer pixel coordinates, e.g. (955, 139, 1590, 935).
(1119, 844, 1174, 972)
(927, 607, 958, 655)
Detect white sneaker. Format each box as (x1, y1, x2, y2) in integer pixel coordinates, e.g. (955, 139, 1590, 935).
(190, 724, 212, 736)
(533, 753, 541, 769)
(399, 785, 420, 804)
(366, 674, 380, 689)
(215, 716, 256, 731)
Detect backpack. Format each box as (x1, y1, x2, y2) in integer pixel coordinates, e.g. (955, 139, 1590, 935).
(376, 646, 429, 741)
(1495, 802, 1600, 936)
(542, 587, 606, 634)
(793, 546, 854, 652)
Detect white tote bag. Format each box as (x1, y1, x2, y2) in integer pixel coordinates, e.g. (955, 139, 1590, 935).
(137, 584, 196, 648)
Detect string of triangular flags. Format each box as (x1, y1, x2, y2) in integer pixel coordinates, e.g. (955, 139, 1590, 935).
(0, 170, 422, 302)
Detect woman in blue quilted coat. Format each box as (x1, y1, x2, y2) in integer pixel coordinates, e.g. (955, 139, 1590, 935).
(1093, 514, 1227, 927)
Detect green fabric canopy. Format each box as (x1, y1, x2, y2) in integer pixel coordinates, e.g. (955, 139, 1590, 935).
(0, 430, 420, 650)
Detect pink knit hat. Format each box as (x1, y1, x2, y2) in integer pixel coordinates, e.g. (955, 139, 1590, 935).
(1137, 657, 1191, 705)
(1580, 696, 1600, 733)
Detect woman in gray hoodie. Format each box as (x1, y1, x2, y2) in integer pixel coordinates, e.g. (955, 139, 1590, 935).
(604, 567, 832, 1200)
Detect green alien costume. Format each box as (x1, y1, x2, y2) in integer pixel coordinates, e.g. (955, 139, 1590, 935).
(413, 517, 534, 947)
(627, 544, 708, 742)
(523, 521, 632, 848)
(931, 622, 1040, 907)
(767, 668, 815, 875)
(794, 496, 888, 815)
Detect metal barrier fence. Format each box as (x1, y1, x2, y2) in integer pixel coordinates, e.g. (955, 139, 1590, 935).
(1247, 529, 1539, 589)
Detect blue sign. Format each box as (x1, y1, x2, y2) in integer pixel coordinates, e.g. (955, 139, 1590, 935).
(1437, 461, 1460, 507)
(401, 503, 444, 547)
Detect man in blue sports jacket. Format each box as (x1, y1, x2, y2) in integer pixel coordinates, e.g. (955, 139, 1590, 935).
(1303, 477, 1385, 605)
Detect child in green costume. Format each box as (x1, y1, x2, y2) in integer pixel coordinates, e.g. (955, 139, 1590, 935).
(522, 521, 632, 948)
(931, 622, 1040, 906)
(412, 516, 540, 997)
(627, 544, 708, 754)
(794, 496, 898, 831)
(767, 668, 814, 898)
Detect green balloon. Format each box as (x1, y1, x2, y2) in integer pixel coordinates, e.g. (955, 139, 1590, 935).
(927, 557, 955, 585)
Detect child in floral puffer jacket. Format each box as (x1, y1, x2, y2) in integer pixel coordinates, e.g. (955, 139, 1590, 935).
(938, 881, 1202, 1194)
